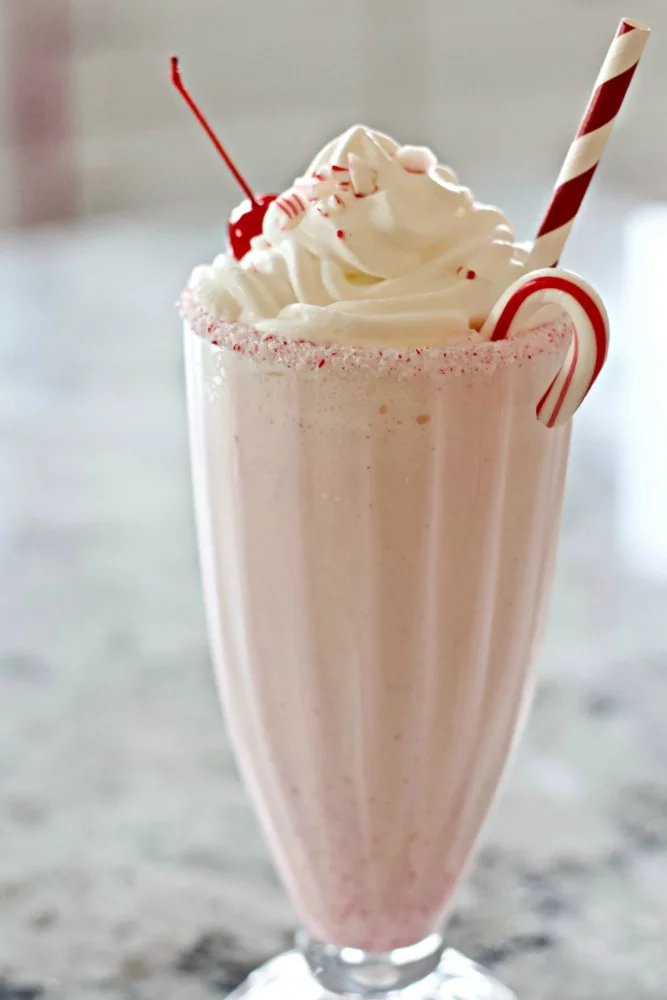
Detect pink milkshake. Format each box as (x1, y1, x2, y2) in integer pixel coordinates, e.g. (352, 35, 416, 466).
(181, 126, 605, 1000)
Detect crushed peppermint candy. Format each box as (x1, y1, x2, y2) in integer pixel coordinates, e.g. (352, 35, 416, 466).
(180, 287, 570, 380)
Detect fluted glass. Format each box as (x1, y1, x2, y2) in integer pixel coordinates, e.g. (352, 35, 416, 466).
(184, 324, 570, 992)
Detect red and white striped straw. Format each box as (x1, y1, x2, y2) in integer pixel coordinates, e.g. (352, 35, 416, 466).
(529, 18, 650, 270)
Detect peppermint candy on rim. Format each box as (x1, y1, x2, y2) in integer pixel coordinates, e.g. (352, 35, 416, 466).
(481, 268, 610, 428)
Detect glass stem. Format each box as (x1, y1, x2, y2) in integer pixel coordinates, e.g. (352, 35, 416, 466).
(297, 930, 446, 996)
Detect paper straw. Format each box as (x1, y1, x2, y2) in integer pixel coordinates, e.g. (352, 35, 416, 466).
(529, 18, 650, 269)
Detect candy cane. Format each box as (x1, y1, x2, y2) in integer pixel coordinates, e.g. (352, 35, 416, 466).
(481, 269, 610, 428)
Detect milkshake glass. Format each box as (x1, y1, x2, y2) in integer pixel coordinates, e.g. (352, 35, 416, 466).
(180, 126, 596, 1000)
(184, 303, 572, 1000)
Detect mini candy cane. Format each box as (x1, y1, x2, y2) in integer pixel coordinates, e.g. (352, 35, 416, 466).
(274, 189, 309, 230)
(480, 268, 610, 428)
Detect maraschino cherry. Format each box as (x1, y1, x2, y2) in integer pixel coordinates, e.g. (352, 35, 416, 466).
(170, 57, 276, 260)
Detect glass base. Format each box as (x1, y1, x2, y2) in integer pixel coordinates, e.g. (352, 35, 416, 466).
(227, 946, 517, 1000)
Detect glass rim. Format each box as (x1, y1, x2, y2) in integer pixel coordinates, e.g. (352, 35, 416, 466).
(180, 287, 570, 380)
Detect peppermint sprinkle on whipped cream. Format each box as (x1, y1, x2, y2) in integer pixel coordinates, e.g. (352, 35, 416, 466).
(189, 125, 530, 349)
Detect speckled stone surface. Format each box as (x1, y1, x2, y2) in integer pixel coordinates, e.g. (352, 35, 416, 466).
(1, 217, 666, 1000)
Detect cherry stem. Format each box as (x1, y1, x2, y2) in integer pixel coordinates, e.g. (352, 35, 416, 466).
(170, 56, 257, 205)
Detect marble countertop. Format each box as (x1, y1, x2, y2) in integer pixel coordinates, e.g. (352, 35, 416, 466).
(1, 215, 666, 1000)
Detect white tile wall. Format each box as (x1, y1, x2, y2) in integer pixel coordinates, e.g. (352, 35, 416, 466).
(0, 8, 12, 153)
(68, 0, 156, 51)
(76, 107, 367, 218)
(0, 149, 15, 230)
(2, 0, 666, 227)
(71, 36, 365, 141)
(0, 4, 15, 227)
(420, 0, 665, 187)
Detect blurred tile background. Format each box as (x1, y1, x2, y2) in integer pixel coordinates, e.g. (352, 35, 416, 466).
(1, 0, 665, 228)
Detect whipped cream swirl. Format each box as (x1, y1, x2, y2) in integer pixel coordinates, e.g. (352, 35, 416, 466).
(190, 126, 529, 348)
